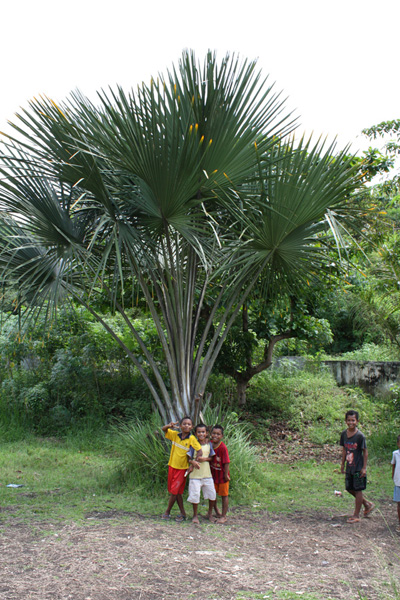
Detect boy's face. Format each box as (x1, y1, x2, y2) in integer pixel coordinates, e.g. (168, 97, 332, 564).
(195, 426, 207, 443)
(211, 428, 223, 445)
(180, 418, 193, 434)
(345, 414, 358, 431)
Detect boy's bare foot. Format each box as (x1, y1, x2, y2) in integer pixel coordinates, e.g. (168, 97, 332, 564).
(216, 516, 227, 524)
(192, 516, 200, 524)
(206, 514, 217, 523)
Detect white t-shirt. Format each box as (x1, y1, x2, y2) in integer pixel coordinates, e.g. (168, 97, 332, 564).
(189, 442, 214, 480)
(391, 449, 400, 487)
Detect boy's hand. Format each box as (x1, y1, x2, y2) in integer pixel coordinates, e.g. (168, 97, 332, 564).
(169, 421, 179, 429)
(360, 467, 366, 477)
(340, 465, 345, 474)
(192, 460, 201, 470)
(224, 474, 230, 482)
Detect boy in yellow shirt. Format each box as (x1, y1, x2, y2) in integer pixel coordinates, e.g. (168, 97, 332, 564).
(161, 416, 202, 522)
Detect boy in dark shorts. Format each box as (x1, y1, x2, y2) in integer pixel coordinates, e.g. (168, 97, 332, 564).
(161, 416, 202, 522)
(209, 424, 230, 524)
(340, 410, 374, 524)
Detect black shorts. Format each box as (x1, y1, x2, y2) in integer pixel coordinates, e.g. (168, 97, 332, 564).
(345, 471, 367, 492)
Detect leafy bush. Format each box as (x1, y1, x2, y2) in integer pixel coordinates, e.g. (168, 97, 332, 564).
(338, 342, 400, 361)
(239, 367, 384, 444)
(0, 307, 157, 434)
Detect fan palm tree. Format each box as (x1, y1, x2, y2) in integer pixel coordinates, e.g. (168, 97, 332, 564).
(0, 50, 361, 420)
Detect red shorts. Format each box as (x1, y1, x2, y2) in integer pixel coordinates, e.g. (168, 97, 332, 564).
(168, 466, 187, 495)
(214, 481, 229, 497)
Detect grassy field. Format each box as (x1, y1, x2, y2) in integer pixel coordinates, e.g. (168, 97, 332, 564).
(0, 432, 394, 524)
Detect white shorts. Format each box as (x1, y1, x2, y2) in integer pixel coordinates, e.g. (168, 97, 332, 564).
(187, 477, 216, 504)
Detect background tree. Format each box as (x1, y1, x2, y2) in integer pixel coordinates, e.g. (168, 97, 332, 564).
(0, 51, 361, 420)
(212, 294, 333, 404)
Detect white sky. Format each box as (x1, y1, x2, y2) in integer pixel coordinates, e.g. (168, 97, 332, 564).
(1, 0, 399, 155)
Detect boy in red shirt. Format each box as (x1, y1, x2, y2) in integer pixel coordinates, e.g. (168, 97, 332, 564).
(209, 424, 230, 524)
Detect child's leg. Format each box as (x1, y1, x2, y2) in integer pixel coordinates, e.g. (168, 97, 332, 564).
(354, 491, 363, 517)
(347, 490, 365, 518)
(206, 500, 216, 521)
(216, 496, 229, 523)
(163, 493, 177, 517)
(176, 493, 186, 517)
(191, 503, 199, 523)
(213, 498, 222, 517)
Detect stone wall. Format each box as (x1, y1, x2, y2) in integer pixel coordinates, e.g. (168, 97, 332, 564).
(271, 357, 400, 396)
(323, 360, 400, 395)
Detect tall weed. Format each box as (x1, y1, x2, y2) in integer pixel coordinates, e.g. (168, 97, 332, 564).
(110, 414, 170, 491)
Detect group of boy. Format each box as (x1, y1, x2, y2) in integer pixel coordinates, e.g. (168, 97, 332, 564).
(161, 417, 230, 524)
(161, 409, 400, 530)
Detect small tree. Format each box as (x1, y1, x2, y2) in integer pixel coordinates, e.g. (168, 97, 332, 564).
(212, 295, 333, 404)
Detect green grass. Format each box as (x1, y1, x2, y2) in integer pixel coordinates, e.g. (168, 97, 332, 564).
(0, 368, 398, 525)
(0, 437, 164, 522)
(0, 434, 394, 525)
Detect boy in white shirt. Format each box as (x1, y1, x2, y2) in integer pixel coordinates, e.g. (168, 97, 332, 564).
(187, 423, 216, 524)
(391, 434, 400, 532)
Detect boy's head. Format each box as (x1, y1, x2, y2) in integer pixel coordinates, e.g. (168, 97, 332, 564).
(345, 410, 359, 430)
(180, 416, 193, 434)
(194, 423, 208, 443)
(345, 410, 359, 422)
(211, 424, 224, 445)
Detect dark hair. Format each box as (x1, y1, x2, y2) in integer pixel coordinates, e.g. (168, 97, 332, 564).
(212, 424, 224, 434)
(194, 423, 207, 433)
(180, 415, 193, 425)
(345, 410, 359, 421)
(397, 434, 400, 443)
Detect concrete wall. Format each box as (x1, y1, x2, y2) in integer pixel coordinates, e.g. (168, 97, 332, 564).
(323, 360, 400, 395)
(271, 357, 400, 396)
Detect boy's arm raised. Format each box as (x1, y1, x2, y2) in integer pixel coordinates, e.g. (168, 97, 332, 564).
(162, 421, 179, 433)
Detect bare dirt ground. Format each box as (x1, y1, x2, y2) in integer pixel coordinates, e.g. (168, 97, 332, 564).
(0, 436, 399, 600)
(0, 504, 399, 600)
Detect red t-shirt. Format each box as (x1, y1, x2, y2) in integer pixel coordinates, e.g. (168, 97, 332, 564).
(211, 441, 230, 484)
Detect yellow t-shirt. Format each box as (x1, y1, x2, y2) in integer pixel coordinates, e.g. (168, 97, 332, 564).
(165, 429, 201, 470)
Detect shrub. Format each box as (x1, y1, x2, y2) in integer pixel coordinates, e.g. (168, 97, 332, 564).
(111, 408, 265, 503)
(111, 414, 170, 490)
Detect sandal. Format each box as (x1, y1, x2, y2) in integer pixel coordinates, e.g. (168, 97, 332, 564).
(161, 513, 171, 520)
(347, 517, 361, 523)
(363, 503, 375, 517)
(175, 514, 187, 523)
